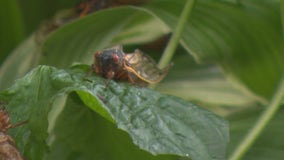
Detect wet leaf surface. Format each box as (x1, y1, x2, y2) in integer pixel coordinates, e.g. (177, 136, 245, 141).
(1, 65, 229, 160)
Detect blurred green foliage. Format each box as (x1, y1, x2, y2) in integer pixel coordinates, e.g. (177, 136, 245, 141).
(0, 0, 284, 159)
(0, 0, 24, 62)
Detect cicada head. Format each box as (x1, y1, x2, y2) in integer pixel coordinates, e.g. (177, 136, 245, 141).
(93, 45, 125, 80)
(124, 49, 171, 84)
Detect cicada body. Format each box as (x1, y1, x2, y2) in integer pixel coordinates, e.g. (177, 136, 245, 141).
(0, 105, 25, 160)
(91, 46, 171, 85)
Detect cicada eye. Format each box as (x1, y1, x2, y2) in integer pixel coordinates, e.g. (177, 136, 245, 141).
(112, 53, 120, 63)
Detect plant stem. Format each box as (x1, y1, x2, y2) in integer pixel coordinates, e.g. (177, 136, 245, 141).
(229, 76, 284, 160)
(158, 0, 196, 69)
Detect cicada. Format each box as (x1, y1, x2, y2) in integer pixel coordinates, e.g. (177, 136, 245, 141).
(0, 102, 26, 160)
(91, 45, 171, 85)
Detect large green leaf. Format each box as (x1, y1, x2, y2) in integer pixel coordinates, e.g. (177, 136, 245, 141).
(46, 93, 178, 160)
(1, 66, 54, 159)
(0, 65, 229, 160)
(143, 0, 284, 100)
(42, 6, 168, 68)
(157, 55, 255, 108)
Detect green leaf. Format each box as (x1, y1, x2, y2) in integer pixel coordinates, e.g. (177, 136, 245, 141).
(157, 55, 255, 107)
(1, 65, 229, 160)
(143, 0, 284, 99)
(2, 66, 56, 159)
(42, 6, 168, 68)
(46, 93, 179, 160)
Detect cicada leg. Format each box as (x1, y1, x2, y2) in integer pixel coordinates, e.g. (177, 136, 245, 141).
(126, 72, 136, 84)
(96, 94, 107, 103)
(87, 64, 95, 77)
(9, 120, 29, 130)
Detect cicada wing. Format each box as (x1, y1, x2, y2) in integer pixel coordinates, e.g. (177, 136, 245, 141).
(124, 49, 171, 84)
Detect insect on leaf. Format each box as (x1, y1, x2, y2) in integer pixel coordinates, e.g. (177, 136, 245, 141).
(124, 49, 172, 84)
